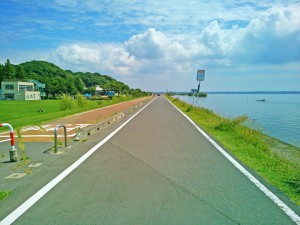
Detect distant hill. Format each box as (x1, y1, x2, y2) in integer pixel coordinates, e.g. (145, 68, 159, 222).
(0, 60, 145, 98)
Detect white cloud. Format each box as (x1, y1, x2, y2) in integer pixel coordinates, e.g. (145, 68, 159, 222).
(125, 28, 167, 59)
(125, 28, 193, 62)
(2, 1, 300, 91)
(54, 3, 300, 78)
(187, 5, 300, 66)
(235, 5, 300, 64)
(55, 43, 138, 75)
(56, 44, 100, 64)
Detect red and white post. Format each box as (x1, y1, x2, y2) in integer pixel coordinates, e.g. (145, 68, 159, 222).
(0, 123, 18, 162)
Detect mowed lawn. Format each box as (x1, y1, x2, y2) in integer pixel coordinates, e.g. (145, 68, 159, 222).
(0, 97, 132, 131)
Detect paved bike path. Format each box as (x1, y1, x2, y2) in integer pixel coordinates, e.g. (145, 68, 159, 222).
(1, 96, 297, 224)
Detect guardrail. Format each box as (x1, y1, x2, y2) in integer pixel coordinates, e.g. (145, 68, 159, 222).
(0, 123, 18, 162)
(74, 99, 151, 141)
(54, 125, 68, 153)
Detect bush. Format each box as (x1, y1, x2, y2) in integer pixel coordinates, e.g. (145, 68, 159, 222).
(76, 94, 88, 108)
(196, 92, 207, 97)
(91, 95, 102, 101)
(59, 94, 76, 111)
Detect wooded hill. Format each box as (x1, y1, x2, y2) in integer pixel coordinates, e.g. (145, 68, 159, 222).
(0, 60, 148, 98)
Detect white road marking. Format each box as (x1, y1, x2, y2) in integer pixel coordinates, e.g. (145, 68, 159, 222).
(28, 163, 43, 168)
(1, 134, 76, 138)
(167, 97, 300, 225)
(5, 173, 27, 179)
(0, 97, 156, 225)
(0, 139, 11, 143)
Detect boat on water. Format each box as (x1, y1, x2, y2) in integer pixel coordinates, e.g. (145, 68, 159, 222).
(256, 99, 266, 102)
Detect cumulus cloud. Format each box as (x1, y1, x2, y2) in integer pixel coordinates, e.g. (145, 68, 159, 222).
(5, 2, 299, 91)
(238, 5, 300, 63)
(125, 28, 168, 59)
(125, 28, 193, 63)
(54, 4, 300, 80)
(55, 43, 138, 75)
(194, 5, 300, 65)
(56, 44, 100, 64)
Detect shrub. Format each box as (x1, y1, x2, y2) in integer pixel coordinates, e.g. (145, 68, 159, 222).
(76, 94, 88, 108)
(59, 94, 76, 111)
(196, 92, 207, 97)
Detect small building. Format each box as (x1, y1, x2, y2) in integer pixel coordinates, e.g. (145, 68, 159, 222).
(95, 85, 104, 95)
(0, 81, 43, 100)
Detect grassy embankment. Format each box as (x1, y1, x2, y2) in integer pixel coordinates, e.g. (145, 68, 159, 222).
(0, 95, 146, 201)
(167, 96, 300, 207)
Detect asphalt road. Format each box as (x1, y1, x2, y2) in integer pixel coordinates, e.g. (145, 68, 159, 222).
(1, 96, 298, 224)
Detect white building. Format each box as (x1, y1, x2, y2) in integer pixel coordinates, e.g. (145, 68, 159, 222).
(95, 85, 104, 95)
(0, 81, 42, 100)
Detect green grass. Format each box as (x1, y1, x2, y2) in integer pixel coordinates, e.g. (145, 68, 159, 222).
(168, 96, 300, 206)
(0, 96, 138, 131)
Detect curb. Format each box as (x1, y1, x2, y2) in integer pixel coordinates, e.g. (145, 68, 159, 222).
(73, 98, 151, 141)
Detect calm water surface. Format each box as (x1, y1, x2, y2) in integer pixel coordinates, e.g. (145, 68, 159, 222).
(177, 94, 300, 147)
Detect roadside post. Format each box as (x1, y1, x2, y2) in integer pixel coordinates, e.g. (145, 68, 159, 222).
(196, 69, 205, 105)
(191, 89, 198, 106)
(0, 123, 18, 162)
(54, 125, 68, 153)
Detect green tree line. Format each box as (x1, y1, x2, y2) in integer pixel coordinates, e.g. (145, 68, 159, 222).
(0, 59, 150, 98)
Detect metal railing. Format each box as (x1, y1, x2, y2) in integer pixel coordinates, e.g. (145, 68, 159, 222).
(54, 125, 68, 153)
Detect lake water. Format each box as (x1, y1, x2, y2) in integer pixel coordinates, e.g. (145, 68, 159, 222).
(176, 94, 300, 147)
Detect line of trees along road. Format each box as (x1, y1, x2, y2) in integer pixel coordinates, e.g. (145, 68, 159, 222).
(0, 59, 150, 98)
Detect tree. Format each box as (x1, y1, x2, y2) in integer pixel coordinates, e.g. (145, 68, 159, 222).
(3, 59, 15, 80)
(84, 86, 96, 95)
(2, 60, 147, 97)
(74, 76, 85, 93)
(15, 66, 27, 80)
(130, 88, 143, 97)
(0, 63, 4, 82)
(66, 75, 77, 95)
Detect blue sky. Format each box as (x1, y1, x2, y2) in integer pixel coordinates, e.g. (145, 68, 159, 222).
(1, 0, 300, 92)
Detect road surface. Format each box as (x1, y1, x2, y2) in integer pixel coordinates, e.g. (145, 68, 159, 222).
(1, 96, 298, 224)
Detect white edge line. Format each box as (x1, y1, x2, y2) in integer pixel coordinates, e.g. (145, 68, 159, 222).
(166, 96, 300, 225)
(0, 97, 156, 225)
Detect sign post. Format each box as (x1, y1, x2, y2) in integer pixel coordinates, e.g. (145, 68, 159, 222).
(196, 69, 205, 93)
(191, 89, 198, 106)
